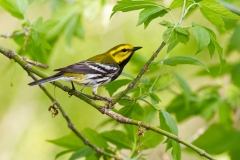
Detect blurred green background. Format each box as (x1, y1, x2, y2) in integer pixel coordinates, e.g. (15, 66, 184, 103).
(0, 0, 240, 160)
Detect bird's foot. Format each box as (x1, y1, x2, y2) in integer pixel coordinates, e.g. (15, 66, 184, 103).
(68, 88, 75, 97)
(93, 95, 114, 108)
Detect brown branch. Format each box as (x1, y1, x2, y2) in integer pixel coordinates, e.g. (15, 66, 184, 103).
(0, 45, 216, 160)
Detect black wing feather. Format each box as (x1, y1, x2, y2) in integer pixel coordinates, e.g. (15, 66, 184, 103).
(54, 61, 120, 74)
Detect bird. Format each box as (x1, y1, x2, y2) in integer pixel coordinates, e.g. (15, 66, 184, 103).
(28, 44, 142, 101)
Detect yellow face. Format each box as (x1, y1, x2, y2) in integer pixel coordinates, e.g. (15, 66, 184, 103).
(109, 44, 138, 64)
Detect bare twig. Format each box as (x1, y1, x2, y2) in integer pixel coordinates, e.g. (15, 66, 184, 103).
(23, 57, 49, 68)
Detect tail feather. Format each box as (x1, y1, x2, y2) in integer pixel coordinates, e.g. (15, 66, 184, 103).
(28, 73, 63, 86)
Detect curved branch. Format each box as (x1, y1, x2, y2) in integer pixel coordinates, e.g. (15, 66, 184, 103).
(0, 45, 216, 160)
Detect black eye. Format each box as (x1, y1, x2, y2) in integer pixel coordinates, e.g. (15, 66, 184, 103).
(122, 49, 127, 52)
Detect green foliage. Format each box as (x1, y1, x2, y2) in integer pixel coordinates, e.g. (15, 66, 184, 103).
(159, 110, 181, 160)
(1, 0, 240, 160)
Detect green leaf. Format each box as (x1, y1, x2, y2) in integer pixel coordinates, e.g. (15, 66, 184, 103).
(208, 40, 215, 57)
(199, 0, 240, 19)
(121, 71, 135, 79)
(167, 40, 179, 53)
(47, 134, 83, 150)
(69, 147, 94, 160)
(141, 130, 164, 149)
(198, 0, 240, 31)
(55, 150, 75, 160)
(219, 101, 233, 127)
(173, 73, 192, 108)
(175, 27, 189, 35)
(228, 25, 240, 52)
(170, 0, 194, 9)
(153, 73, 175, 91)
(160, 20, 174, 28)
(143, 9, 168, 28)
(105, 79, 131, 96)
(175, 29, 189, 44)
(159, 110, 181, 160)
(137, 6, 165, 26)
(192, 22, 210, 54)
(0, 0, 28, 19)
(163, 28, 176, 43)
(200, 7, 226, 31)
(111, 0, 160, 17)
(101, 130, 133, 149)
(192, 124, 240, 154)
(149, 93, 161, 105)
(82, 128, 108, 148)
(37, 19, 59, 33)
(164, 56, 210, 72)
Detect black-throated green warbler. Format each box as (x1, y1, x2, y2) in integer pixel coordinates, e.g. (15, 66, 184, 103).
(29, 44, 142, 100)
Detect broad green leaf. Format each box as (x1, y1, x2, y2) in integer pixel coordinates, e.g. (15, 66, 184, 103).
(175, 27, 189, 35)
(55, 150, 75, 160)
(111, 0, 160, 17)
(200, 6, 226, 31)
(228, 25, 240, 52)
(37, 19, 59, 33)
(160, 20, 174, 28)
(143, 9, 168, 28)
(208, 40, 215, 57)
(142, 130, 164, 149)
(121, 72, 135, 79)
(47, 134, 83, 150)
(0, 0, 28, 19)
(137, 6, 165, 26)
(159, 110, 178, 135)
(167, 40, 179, 53)
(164, 56, 209, 72)
(82, 128, 108, 148)
(175, 29, 189, 44)
(149, 93, 161, 105)
(219, 101, 233, 127)
(192, 23, 210, 54)
(192, 124, 240, 154)
(173, 73, 191, 108)
(170, 0, 194, 9)
(163, 28, 176, 43)
(101, 130, 133, 149)
(154, 73, 175, 91)
(159, 110, 181, 160)
(208, 30, 226, 72)
(166, 94, 200, 122)
(105, 79, 131, 96)
(69, 147, 94, 160)
(199, 0, 240, 19)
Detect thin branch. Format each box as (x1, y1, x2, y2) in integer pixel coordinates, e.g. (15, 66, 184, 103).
(0, 45, 217, 160)
(23, 57, 49, 68)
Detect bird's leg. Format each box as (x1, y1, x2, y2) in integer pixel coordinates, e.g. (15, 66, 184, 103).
(68, 82, 76, 97)
(92, 87, 114, 107)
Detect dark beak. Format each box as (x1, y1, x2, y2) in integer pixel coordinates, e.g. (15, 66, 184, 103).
(133, 46, 142, 51)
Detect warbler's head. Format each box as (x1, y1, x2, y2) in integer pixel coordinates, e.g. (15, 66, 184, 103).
(108, 44, 142, 64)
